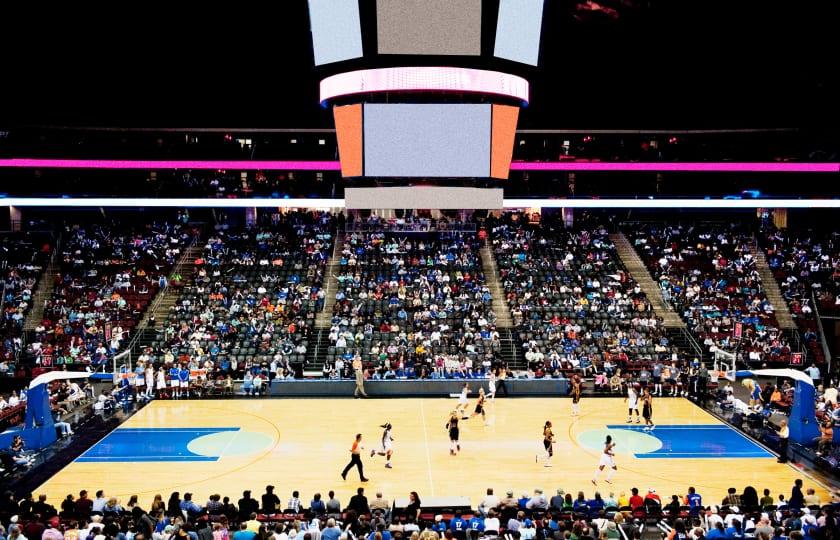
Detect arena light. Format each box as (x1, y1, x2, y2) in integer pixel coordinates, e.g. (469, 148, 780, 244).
(319, 67, 530, 106)
(3, 197, 840, 208)
(0, 159, 837, 173)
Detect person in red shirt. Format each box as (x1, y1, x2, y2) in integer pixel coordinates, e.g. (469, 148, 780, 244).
(645, 488, 662, 504)
(629, 488, 644, 509)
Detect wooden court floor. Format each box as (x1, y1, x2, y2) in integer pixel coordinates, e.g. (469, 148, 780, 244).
(35, 397, 831, 509)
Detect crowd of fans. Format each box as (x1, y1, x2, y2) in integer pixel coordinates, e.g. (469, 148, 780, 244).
(0, 232, 51, 371)
(24, 221, 190, 369)
(0, 479, 834, 540)
(760, 226, 840, 365)
(629, 224, 792, 366)
(324, 214, 498, 380)
(489, 213, 673, 380)
(130, 211, 334, 386)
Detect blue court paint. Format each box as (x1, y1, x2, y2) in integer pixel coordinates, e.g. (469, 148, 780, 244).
(77, 427, 240, 463)
(605, 425, 772, 459)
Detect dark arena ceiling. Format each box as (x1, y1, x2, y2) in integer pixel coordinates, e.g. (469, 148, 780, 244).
(1, 0, 837, 130)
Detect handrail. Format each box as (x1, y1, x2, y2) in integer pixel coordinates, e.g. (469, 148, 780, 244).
(0, 260, 7, 319)
(811, 290, 833, 375)
(680, 327, 705, 360)
(113, 230, 201, 370)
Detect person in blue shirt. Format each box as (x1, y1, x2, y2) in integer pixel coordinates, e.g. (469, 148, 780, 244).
(179, 493, 203, 517)
(431, 516, 447, 534)
(685, 487, 702, 515)
(449, 510, 468, 539)
(169, 365, 180, 398)
(706, 522, 726, 540)
(468, 515, 485, 535)
(178, 366, 191, 399)
(232, 523, 257, 540)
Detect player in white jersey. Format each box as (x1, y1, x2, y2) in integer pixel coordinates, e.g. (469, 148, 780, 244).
(457, 383, 470, 417)
(370, 423, 395, 468)
(592, 434, 617, 485)
(625, 381, 640, 423)
(487, 371, 497, 401)
(145, 365, 155, 398)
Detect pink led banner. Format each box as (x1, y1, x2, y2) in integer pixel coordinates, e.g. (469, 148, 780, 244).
(0, 159, 836, 173)
(0, 159, 342, 171)
(509, 162, 840, 173)
(319, 67, 530, 105)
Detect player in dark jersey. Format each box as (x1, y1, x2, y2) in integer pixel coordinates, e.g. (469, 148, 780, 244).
(537, 420, 555, 467)
(447, 411, 461, 455)
(642, 387, 655, 431)
(470, 387, 488, 425)
(571, 376, 582, 416)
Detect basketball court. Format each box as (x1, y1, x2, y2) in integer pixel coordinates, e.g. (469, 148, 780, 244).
(35, 397, 830, 508)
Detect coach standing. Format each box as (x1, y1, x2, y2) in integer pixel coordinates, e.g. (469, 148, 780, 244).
(353, 356, 368, 398)
(778, 419, 789, 463)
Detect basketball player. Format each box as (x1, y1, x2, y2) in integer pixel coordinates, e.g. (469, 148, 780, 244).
(571, 376, 582, 416)
(156, 367, 167, 398)
(341, 433, 369, 482)
(487, 371, 497, 401)
(537, 420, 555, 467)
(457, 383, 470, 417)
(625, 381, 640, 423)
(446, 410, 461, 455)
(470, 387, 488, 425)
(169, 364, 181, 398)
(592, 434, 617, 485)
(642, 387, 655, 431)
(370, 423, 394, 468)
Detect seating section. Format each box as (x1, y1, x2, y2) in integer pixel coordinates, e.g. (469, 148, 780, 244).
(0, 232, 50, 366)
(761, 226, 837, 364)
(29, 222, 186, 368)
(490, 213, 668, 378)
(146, 211, 334, 376)
(326, 229, 498, 378)
(629, 224, 792, 365)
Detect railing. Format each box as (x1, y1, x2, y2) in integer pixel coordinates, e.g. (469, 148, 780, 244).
(345, 222, 477, 234)
(680, 327, 705, 360)
(812, 290, 834, 374)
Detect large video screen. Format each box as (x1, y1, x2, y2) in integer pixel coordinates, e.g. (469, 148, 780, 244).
(363, 103, 491, 177)
(376, 0, 481, 56)
(494, 0, 544, 66)
(308, 0, 364, 65)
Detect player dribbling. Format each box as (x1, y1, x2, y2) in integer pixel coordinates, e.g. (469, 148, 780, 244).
(592, 434, 617, 485)
(370, 422, 394, 468)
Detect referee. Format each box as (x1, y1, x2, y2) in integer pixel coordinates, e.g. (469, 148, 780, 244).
(341, 433, 369, 482)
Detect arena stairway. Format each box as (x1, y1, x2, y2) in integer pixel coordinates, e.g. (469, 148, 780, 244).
(137, 244, 204, 332)
(609, 232, 686, 329)
(122, 243, 204, 362)
(750, 243, 797, 330)
(665, 327, 706, 362)
(499, 328, 525, 371)
(23, 234, 63, 332)
(480, 241, 513, 327)
(303, 328, 329, 374)
(315, 234, 345, 328)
